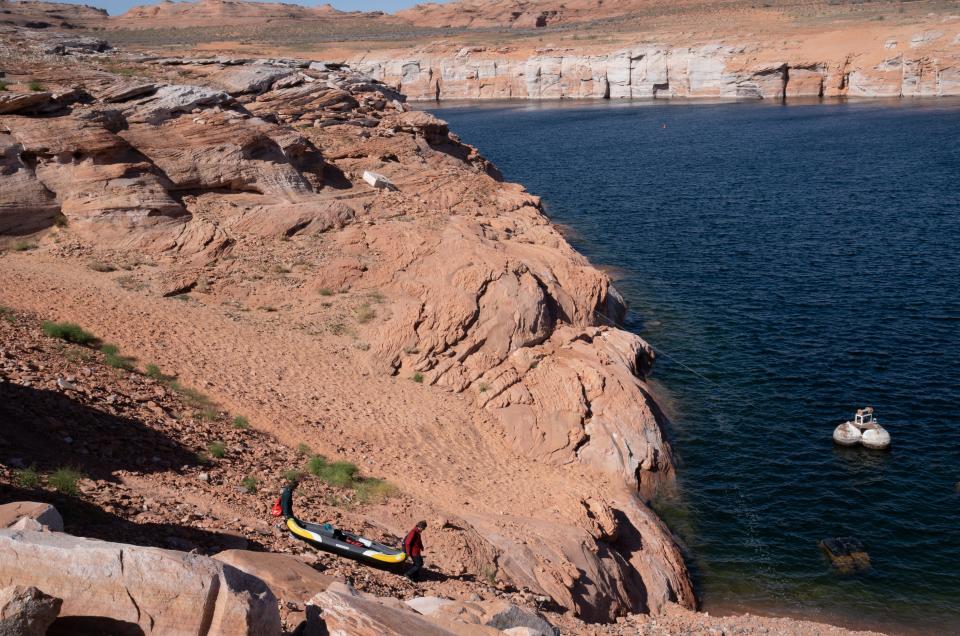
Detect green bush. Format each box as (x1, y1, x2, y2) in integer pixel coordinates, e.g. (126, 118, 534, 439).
(282, 469, 302, 482)
(13, 241, 36, 252)
(241, 475, 259, 494)
(42, 321, 97, 345)
(14, 465, 40, 488)
(412, 372, 424, 383)
(48, 467, 83, 495)
(100, 343, 135, 370)
(307, 454, 328, 476)
(296, 442, 313, 456)
(170, 382, 215, 415)
(318, 287, 334, 296)
(318, 461, 358, 488)
(232, 416, 250, 430)
(144, 364, 167, 380)
(0, 80, 7, 91)
(326, 461, 359, 487)
(207, 441, 226, 459)
(354, 478, 398, 504)
(28, 80, 44, 92)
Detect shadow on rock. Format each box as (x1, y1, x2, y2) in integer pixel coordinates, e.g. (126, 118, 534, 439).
(0, 382, 266, 553)
(0, 381, 200, 481)
(0, 483, 266, 554)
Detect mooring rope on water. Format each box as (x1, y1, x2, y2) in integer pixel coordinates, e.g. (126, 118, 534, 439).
(590, 308, 721, 387)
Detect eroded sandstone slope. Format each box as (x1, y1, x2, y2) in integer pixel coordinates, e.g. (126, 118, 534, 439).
(0, 24, 691, 622)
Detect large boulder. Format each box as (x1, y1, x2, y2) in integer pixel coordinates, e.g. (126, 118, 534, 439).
(0, 502, 63, 532)
(483, 602, 557, 635)
(421, 599, 557, 636)
(123, 85, 232, 124)
(209, 65, 295, 95)
(309, 588, 457, 636)
(213, 549, 338, 603)
(0, 585, 61, 636)
(0, 92, 52, 115)
(0, 529, 281, 635)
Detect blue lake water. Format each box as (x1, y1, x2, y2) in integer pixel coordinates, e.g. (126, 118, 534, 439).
(432, 99, 960, 634)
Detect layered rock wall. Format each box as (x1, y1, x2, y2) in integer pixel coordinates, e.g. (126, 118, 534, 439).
(355, 33, 960, 101)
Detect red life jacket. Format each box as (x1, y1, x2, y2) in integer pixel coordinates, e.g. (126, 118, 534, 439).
(403, 528, 423, 557)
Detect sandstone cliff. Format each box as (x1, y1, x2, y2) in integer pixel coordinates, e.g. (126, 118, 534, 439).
(355, 26, 960, 101)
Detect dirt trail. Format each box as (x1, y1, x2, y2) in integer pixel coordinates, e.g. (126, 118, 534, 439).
(1, 253, 611, 527)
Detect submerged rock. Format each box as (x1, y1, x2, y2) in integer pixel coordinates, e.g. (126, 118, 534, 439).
(820, 536, 871, 574)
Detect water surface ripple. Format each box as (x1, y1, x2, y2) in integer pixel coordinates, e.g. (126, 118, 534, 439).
(432, 99, 960, 635)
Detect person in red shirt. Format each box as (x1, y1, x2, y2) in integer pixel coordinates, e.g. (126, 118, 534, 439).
(402, 520, 427, 581)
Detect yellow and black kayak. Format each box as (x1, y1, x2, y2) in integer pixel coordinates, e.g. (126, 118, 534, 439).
(274, 482, 407, 566)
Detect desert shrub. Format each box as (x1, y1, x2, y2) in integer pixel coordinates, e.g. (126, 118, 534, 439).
(207, 441, 226, 459)
(318, 461, 359, 488)
(0, 80, 7, 91)
(48, 467, 83, 495)
(14, 465, 40, 488)
(272, 264, 291, 274)
(318, 287, 334, 296)
(53, 212, 68, 228)
(0, 306, 15, 324)
(28, 80, 44, 91)
(482, 565, 497, 585)
(144, 364, 166, 380)
(354, 478, 398, 504)
(283, 468, 302, 482)
(116, 275, 146, 292)
(478, 383, 489, 393)
(88, 261, 116, 272)
(100, 344, 135, 370)
(296, 442, 313, 456)
(355, 303, 376, 324)
(241, 475, 259, 494)
(13, 241, 35, 252)
(170, 382, 212, 408)
(367, 290, 385, 304)
(307, 454, 328, 476)
(232, 415, 250, 430)
(42, 321, 97, 345)
(412, 372, 424, 383)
